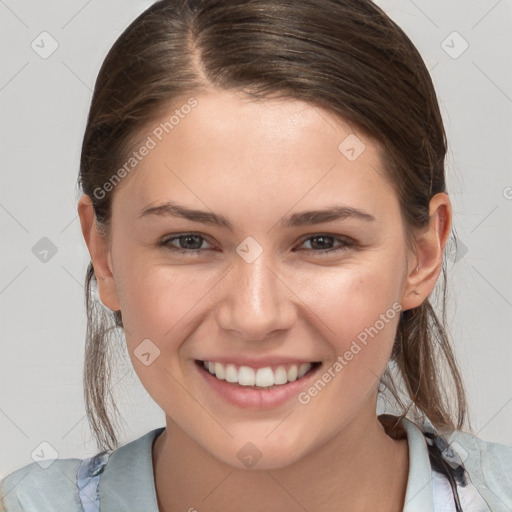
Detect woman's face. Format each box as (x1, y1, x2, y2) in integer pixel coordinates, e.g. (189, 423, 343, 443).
(99, 89, 421, 468)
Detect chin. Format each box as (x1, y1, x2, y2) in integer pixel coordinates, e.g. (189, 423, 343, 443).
(217, 431, 310, 471)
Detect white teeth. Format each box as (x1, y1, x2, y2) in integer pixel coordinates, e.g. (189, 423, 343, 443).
(202, 361, 314, 387)
(255, 367, 274, 387)
(225, 364, 238, 383)
(298, 363, 310, 378)
(274, 366, 288, 385)
(238, 366, 255, 386)
(214, 362, 225, 380)
(287, 365, 298, 382)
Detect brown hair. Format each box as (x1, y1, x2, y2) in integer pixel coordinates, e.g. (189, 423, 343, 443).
(78, 0, 468, 452)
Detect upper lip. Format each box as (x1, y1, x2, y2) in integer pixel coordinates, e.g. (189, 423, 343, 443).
(196, 357, 320, 367)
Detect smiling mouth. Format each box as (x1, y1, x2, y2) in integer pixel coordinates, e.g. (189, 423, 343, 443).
(195, 360, 322, 389)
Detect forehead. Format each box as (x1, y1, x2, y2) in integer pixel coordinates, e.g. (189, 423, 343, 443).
(113, 89, 397, 220)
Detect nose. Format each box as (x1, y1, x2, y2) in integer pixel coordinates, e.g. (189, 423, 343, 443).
(215, 251, 296, 341)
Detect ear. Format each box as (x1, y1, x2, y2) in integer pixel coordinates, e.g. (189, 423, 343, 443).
(77, 195, 121, 311)
(401, 192, 452, 311)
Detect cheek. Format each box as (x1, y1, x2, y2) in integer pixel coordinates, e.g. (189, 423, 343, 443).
(289, 257, 403, 403)
(113, 250, 219, 357)
(113, 257, 214, 404)
(294, 258, 402, 347)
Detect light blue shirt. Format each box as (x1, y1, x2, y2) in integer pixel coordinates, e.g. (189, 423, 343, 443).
(1, 418, 511, 511)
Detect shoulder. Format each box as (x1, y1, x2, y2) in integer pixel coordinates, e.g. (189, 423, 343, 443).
(446, 429, 512, 509)
(447, 430, 512, 484)
(397, 416, 512, 511)
(0, 427, 165, 512)
(0, 458, 82, 511)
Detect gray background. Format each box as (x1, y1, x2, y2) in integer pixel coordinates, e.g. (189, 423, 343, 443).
(1, 0, 511, 477)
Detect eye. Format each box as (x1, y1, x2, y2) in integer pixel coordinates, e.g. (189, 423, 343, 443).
(160, 233, 213, 254)
(296, 233, 353, 255)
(159, 232, 354, 256)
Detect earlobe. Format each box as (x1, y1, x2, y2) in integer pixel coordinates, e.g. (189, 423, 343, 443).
(77, 195, 121, 311)
(401, 193, 452, 311)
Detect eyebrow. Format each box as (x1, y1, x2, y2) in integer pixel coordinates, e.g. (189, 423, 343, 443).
(139, 200, 375, 230)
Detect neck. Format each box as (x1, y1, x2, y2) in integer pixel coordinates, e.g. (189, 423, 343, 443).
(153, 409, 409, 512)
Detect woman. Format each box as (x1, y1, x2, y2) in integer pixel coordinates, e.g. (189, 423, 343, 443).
(1, 0, 511, 511)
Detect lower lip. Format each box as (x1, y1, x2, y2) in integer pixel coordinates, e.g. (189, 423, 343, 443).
(195, 360, 322, 409)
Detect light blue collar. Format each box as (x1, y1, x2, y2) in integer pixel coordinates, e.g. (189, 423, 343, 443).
(400, 417, 435, 511)
(98, 426, 165, 511)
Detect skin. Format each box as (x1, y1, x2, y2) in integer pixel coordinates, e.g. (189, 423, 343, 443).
(79, 88, 451, 512)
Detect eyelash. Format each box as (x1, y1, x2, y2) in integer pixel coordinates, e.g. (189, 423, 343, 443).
(159, 232, 354, 256)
